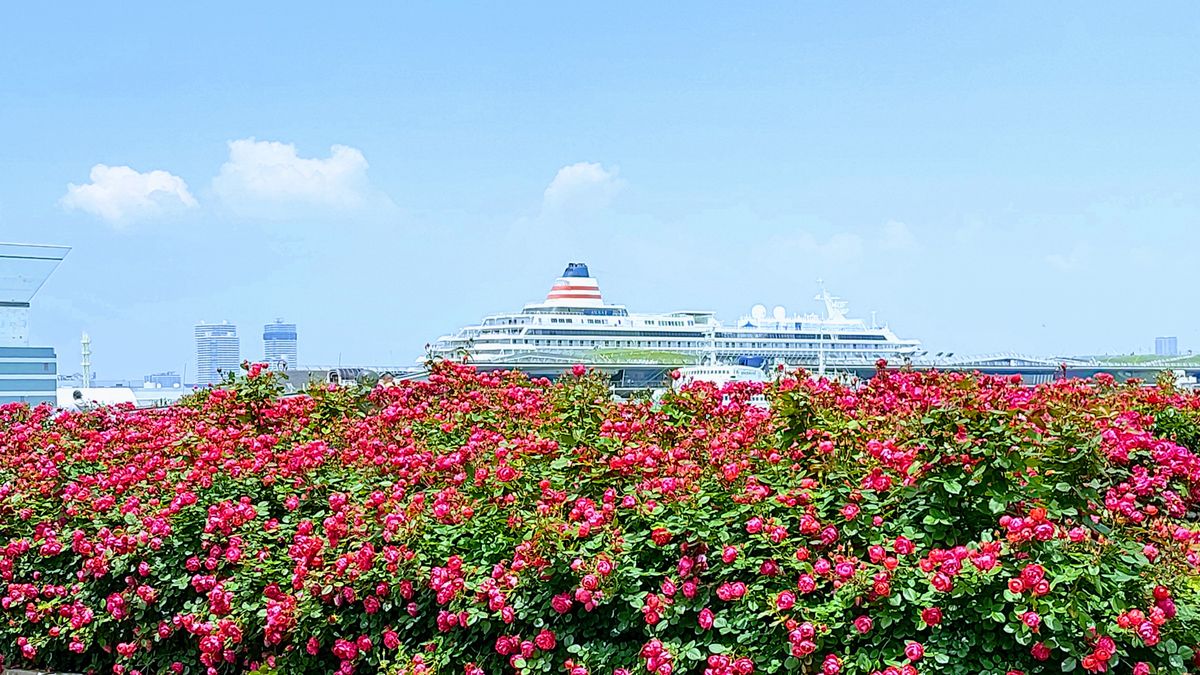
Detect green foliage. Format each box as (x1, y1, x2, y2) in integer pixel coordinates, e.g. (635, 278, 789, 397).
(0, 363, 1197, 675)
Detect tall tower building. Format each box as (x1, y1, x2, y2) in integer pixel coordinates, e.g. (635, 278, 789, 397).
(195, 321, 240, 385)
(0, 243, 69, 404)
(263, 319, 298, 369)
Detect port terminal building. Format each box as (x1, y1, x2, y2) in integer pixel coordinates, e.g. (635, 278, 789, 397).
(0, 243, 69, 405)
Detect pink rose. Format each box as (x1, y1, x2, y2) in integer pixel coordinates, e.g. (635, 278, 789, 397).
(853, 615, 873, 633)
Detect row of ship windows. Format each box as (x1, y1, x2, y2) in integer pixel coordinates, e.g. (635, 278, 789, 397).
(545, 317, 691, 327)
(473, 338, 895, 350)
(549, 317, 618, 324)
(526, 329, 704, 338)
(476, 323, 888, 342)
(522, 307, 630, 316)
(522, 329, 891, 342)
(719, 332, 888, 341)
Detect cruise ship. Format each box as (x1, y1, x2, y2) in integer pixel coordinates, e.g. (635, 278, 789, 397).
(426, 263, 921, 367)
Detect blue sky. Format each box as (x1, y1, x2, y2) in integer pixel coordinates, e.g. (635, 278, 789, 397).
(2, 3, 1199, 378)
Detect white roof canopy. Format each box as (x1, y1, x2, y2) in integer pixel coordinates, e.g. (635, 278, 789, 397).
(0, 243, 70, 304)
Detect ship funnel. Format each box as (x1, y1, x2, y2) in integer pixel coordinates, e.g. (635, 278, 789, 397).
(544, 262, 604, 307)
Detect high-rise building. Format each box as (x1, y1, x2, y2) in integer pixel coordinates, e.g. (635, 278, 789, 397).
(1155, 336, 1179, 357)
(195, 321, 240, 385)
(0, 243, 69, 405)
(263, 319, 298, 369)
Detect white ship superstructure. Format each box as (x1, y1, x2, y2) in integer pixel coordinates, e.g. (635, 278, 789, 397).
(427, 263, 920, 366)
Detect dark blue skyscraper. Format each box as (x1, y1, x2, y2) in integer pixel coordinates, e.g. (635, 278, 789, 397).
(263, 319, 298, 369)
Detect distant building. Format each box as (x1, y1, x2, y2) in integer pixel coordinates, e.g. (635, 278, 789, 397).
(0, 243, 69, 405)
(263, 319, 298, 370)
(143, 371, 182, 388)
(1155, 336, 1178, 357)
(195, 322, 240, 385)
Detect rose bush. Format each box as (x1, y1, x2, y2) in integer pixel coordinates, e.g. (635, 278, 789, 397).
(0, 360, 1198, 675)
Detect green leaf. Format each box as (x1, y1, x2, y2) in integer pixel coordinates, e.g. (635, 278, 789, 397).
(1061, 657, 1077, 672)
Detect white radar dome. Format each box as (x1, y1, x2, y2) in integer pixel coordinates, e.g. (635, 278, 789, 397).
(772, 305, 787, 321)
(751, 304, 767, 320)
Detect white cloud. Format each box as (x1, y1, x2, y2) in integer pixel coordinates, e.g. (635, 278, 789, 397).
(212, 138, 383, 216)
(61, 164, 197, 226)
(542, 162, 623, 215)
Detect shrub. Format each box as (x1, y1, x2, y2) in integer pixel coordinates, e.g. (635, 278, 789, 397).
(0, 361, 1198, 675)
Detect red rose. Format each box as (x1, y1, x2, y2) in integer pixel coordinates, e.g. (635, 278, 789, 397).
(853, 615, 873, 634)
(534, 629, 556, 651)
(551, 593, 573, 613)
(776, 591, 796, 610)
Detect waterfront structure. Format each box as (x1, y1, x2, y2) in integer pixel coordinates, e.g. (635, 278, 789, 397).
(0, 243, 69, 405)
(1155, 336, 1179, 357)
(427, 262, 921, 367)
(195, 321, 240, 385)
(263, 319, 298, 369)
(671, 363, 771, 407)
(143, 371, 182, 388)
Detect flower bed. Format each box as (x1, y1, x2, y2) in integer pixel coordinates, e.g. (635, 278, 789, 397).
(1, 361, 1198, 675)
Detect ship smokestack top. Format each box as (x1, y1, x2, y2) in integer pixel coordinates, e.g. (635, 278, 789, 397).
(545, 262, 603, 306)
(562, 262, 590, 278)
